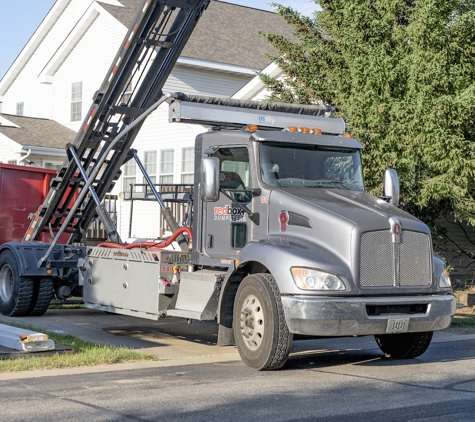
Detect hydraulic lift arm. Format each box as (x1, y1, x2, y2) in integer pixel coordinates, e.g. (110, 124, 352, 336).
(23, 0, 209, 245)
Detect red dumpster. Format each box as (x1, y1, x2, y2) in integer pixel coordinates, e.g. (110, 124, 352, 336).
(0, 164, 69, 244)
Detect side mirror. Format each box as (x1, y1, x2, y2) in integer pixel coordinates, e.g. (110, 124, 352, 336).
(383, 168, 400, 206)
(201, 157, 220, 202)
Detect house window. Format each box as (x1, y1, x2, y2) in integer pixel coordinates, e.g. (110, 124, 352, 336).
(122, 160, 136, 192)
(16, 102, 24, 116)
(181, 147, 194, 184)
(121, 77, 133, 105)
(7, 160, 17, 165)
(71, 82, 83, 122)
(44, 162, 61, 171)
(144, 151, 157, 184)
(160, 149, 174, 184)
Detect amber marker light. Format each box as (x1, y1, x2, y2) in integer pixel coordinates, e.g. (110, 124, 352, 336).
(46, 269, 53, 275)
(312, 128, 323, 135)
(287, 126, 299, 132)
(300, 127, 310, 133)
(343, 133, 353, 138)
(246, 124, 258, 132)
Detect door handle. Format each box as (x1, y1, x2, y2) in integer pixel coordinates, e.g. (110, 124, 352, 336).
(207, 234, 214, 248)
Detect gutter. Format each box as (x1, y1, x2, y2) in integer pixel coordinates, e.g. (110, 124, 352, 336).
(177, 57, 259, 75)
(21, 145, 67, 157)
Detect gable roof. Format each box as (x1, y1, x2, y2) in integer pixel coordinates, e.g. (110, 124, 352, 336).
(0, 114, 75, 150)
(99, 0, 295, 70)
(1, 0, 294, 96)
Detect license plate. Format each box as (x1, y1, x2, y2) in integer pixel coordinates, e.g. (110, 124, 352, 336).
(386, 318, 409, 333)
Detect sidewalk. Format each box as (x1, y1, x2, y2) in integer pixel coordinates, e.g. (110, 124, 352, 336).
(0, 308, 240, 361)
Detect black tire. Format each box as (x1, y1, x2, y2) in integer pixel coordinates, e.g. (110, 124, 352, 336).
(0, 251, 34, 316)
(27, 278, 54, 316)
(374, 331, 433, 359)
(233, 273, 293, 370)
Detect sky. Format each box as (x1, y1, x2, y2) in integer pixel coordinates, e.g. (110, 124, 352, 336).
(0, 0, 318, 82)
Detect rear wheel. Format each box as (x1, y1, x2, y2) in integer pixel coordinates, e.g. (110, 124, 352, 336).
(374, 331, 433, 359)
(233, 273, 292, 370)
(27, 278, 54, 316)
(0, 251, 34, 316)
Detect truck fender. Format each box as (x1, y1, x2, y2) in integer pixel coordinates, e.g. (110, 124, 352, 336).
(216, 238, 352, 345)
(217, 243, 270, 325)
(0, 242, 58, 278)
(216, 243, 271, 346)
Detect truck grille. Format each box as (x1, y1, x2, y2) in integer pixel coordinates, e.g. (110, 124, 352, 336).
(359, 230, 432, 288)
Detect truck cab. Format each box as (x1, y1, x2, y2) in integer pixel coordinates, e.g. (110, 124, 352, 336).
(194, 126, 454, 369)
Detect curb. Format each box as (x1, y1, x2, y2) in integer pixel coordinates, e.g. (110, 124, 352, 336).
(0, 352, 242, 381)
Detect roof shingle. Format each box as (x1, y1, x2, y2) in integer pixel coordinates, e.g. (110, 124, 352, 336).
(0, 114, 75, 149)
(98, 0, 294, 70)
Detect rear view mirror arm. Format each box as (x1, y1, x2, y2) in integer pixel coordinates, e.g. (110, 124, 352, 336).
(220, 190, 260, 225)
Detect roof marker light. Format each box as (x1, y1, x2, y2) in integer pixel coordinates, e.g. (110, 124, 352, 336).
(246, 124, 258, 132)
(287, 126, 299, 133)
(343, 133, 353, 138)
(300, 127, 310, 133)
(312, 128, 323, 135)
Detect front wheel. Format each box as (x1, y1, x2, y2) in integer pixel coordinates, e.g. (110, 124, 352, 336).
(374, 331, 433, 359)
(0, 251, 34, 316)
(233, 273, 293, 370)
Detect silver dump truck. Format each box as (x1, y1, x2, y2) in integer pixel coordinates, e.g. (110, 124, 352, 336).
(0, 0, 455, 370)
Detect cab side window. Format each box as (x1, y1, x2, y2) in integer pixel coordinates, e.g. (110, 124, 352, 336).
(213, 147, 251, 202)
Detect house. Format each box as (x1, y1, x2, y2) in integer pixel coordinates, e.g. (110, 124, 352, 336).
(0, 0, 294, 239)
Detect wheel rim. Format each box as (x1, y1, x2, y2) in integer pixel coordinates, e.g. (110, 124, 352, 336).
(239, 294, 265, 350)
(0, 265, 14, 302)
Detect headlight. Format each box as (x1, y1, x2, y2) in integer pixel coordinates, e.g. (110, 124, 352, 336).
(438, 269, 452, 289)
(291, 267, 346, 291)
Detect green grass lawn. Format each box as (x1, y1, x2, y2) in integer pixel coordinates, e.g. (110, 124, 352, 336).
(0, 322, 157, 372)
(451, 315, 475, 329)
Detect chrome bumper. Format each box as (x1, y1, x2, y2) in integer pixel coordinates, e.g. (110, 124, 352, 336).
(281, 294, 456, 336)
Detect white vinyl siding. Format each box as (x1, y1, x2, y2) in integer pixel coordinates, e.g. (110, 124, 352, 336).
(0, 0, 93, 118)
(164, 65, 252, 97)
(51, 11, 125, 129)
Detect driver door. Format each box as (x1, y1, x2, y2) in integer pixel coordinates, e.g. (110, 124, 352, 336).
(203, 146, 252, 260)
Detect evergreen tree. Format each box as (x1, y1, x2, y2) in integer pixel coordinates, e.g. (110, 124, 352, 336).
(261, 0, 475, 235)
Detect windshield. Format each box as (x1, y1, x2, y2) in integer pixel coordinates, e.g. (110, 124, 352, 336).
(259, 141, 364, 191)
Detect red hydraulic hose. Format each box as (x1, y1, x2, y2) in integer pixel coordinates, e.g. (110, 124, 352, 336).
(97, 226, 192, 249)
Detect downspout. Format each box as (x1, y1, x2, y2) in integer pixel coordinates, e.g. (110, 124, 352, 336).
(18, 149, 32, 165)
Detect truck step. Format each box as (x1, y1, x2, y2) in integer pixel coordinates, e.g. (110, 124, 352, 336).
(166, 270, 225, 321)
(165, 309, 206, 320)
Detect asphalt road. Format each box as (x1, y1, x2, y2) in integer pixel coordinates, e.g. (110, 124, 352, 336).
(0, 340, 475, 422)
(1, 318, 475, 421)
